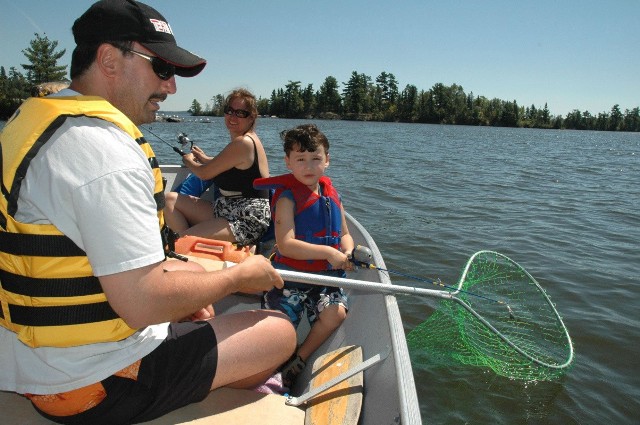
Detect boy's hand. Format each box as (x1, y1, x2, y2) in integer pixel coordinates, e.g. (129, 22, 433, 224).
(327, 249, 351, 270)
(343, 250, 355, 271)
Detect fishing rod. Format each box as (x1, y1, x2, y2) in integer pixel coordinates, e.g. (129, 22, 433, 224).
(144, 126, 193, 156)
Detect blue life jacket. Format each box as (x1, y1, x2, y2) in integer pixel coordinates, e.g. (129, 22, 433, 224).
(174, 173, 214, 196)
(254, 173, 342, 271)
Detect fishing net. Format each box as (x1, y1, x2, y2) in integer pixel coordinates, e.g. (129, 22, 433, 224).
(407, 251, 573, 381)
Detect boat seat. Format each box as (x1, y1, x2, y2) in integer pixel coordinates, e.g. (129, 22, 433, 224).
(0, 388, 305, 425)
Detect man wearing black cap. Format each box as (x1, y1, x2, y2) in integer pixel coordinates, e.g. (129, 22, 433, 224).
(0, 1, 296, 423)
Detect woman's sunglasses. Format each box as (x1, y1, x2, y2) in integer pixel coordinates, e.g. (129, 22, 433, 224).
(224, 106, 251, 118)
(126, 49, 176, 81)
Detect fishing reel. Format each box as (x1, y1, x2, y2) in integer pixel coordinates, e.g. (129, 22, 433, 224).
(143, 127, 194, 157)
(166, 133, 193, 156)
(177, 133, 193, 150)
(351, 245, 374, 268)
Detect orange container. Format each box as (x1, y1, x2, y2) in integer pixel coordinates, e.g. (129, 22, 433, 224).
(174, 236, 251, 263)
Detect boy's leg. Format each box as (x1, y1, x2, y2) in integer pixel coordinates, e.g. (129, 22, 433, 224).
(296, 303, 347, 361)
(281, 288, 348, 386)
(209, 309, 296, 389)
(262, 286, 306, 328)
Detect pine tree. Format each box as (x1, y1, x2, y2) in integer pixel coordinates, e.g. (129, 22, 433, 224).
(189, 99, 203, 115)
(21, 33, 67, 85)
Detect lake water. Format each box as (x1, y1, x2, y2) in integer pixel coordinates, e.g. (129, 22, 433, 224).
(3, 116, 638, 424)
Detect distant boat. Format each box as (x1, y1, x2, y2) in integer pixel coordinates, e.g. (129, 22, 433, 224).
(165, 116, 183, 123)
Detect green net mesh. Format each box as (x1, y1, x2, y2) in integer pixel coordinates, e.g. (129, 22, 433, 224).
(407, 251, 573, 381)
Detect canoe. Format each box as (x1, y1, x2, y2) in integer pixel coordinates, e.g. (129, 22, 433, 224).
(0, 165, 421, 425)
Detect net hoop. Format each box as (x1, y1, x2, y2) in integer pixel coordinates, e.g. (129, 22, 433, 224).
(454, 250, 574, 370)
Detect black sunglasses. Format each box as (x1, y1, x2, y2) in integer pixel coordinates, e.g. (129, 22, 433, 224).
(224, 106, 251, 118)
(126, 49, 176, 81)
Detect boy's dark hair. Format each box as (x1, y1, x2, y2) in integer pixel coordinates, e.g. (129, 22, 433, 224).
(280, 124, 329, 156)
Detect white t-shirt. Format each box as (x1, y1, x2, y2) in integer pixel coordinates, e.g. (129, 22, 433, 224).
(0, 91, 168, 394)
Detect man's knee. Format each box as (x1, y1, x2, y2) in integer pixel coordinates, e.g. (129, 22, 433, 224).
(266, 310, 297, 341)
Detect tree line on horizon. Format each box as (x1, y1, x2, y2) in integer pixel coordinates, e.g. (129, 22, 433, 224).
(1, 34, 638, 133)
(193, 73, 639, 132)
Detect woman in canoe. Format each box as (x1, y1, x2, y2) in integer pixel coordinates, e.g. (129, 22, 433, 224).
(164, 88, 271, 246)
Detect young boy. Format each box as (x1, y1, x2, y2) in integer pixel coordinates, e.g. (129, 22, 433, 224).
(254, 124, 354, 386)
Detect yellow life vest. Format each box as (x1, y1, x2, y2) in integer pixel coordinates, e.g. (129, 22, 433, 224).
(0, 95, 165, 348)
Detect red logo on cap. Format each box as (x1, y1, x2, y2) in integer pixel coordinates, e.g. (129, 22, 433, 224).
(149, 19, 173, 35)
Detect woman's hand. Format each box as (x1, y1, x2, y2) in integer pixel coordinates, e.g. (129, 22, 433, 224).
(191, 145, 213, 163)
(181, 152, 197, 167)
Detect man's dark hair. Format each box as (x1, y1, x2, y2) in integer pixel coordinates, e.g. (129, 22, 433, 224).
(70, 41, 133, 79)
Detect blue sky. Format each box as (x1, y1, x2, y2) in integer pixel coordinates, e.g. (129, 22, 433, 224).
(1, 0, 638, 116)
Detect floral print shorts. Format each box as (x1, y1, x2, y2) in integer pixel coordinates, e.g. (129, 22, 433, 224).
(213, 196, 270, 246)
(262, 268, 349, 328)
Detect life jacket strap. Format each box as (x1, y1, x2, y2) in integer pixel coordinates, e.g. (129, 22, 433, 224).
(0, 270, 102, 297)
(7, 302, 119, 326)
(0, 232, 85, 256)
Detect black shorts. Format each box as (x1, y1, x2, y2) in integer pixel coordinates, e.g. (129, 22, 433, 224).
(35, 321, 218, 425)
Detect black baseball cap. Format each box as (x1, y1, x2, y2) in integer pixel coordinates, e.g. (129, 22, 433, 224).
(72, 0, 206, 77)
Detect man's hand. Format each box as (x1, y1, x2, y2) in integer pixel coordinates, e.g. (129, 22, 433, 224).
(230, 255, 284, 293)
(180, 304, 215, 322)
